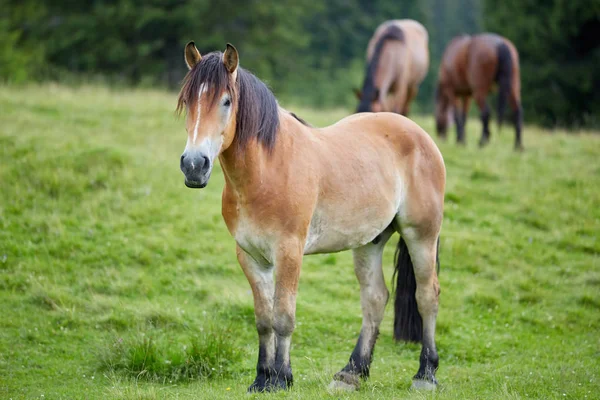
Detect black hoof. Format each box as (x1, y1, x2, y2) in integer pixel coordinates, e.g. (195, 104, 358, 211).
(247, 372, 292, 393)
(411, 377, 438, 390)
(413, 368, 438, 389)
(334, 371, 360, 386)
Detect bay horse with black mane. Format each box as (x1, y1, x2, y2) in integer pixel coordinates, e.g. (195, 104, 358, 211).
(435, 33, 523, 149)
(356, 19, 429, 115)
(177, 42, 445, 392)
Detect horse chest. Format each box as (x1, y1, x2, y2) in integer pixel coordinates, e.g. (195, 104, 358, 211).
(232, 215, 275, 265)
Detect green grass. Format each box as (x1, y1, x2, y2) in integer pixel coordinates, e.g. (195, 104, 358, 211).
(1, 84, 599, 399)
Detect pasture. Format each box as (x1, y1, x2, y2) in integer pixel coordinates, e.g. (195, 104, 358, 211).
(0, 84, 598, 399)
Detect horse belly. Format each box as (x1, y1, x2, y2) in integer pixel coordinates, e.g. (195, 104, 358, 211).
(303, 204, 396, 255)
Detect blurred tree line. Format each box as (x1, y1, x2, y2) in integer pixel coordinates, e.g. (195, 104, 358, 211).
(1, 0, 598, 127)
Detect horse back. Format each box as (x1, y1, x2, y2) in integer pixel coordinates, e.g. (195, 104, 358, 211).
(320, 112, 444, 188)
(439, 35, 472, 94)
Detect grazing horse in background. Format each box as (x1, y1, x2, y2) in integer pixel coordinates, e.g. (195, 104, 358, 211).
(356, 19, 429, 115)
(435, 33, 523, 149)
(177, 42, 445, 393)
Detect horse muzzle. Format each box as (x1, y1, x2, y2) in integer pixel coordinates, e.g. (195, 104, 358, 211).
(180, 152, 211, 189)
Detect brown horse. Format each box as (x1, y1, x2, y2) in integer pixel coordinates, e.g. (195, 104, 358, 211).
(178, 42, 445, 393)
(435, 33, 523, 149)
(356, 20, 429, 115)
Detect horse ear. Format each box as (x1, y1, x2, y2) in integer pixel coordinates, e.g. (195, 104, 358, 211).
(353, 88, 362, 100)
(223, 43, 239, 75)
(184, 41, 202, 70)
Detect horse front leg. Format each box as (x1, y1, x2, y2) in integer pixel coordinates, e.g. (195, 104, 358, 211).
(237, 246, 277, 392)
(272, 239, 303, 390)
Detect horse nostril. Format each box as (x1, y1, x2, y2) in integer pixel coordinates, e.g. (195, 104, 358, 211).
(201, 156, 210, 171)
(180, 155, 185, 170)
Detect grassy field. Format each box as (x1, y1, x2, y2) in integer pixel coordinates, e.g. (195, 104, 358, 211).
(0, 84, 599, 399)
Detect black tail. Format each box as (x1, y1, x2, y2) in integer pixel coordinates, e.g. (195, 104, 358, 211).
(393, 237, 422, 343)
(357, 25, 404, 113)
(495, 42, 513, 129)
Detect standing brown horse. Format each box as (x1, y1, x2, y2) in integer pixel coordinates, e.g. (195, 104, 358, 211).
(435, 33, 523, 149)
(356, 20, 429, 115)
(178, 42, 445, 392)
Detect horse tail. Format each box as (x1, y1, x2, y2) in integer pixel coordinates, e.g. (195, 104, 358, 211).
(393, 237, 421, 342)
(495, 41, 513, 129)
(357, 25, 404, 112)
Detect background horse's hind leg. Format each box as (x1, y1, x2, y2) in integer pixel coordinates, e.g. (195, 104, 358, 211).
(402, 228, 440, 389)
(454, 96, 471, 142)
(475, 92, 491, 147)
(331, 229, 393, 391)
(510, 94, 524, 150)
(402, 85, 418, 116)
(453, 98, 464, 141)
(514, 104, 523, 150)
(389, 69, 408, 114)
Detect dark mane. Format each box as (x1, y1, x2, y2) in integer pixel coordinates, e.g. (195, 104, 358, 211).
(177, 52, 280, 152)
(357, 25, 405, 112)
(290, 112, 312, 127)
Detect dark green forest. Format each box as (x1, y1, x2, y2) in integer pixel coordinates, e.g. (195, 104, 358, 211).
(1, 0, 598, 127)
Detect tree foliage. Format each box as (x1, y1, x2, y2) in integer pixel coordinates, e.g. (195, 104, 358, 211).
(1, 0, 597, 127)
(484, 0, 600, 127)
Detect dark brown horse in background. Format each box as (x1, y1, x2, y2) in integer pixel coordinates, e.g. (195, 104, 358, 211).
(356, 20, 429, 115)
(435, 33, 523, 149)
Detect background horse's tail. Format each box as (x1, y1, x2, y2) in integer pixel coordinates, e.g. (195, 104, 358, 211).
(357, 25, 404, 112)
(495, 41, 513, 129)
(393, 236, 440, 342)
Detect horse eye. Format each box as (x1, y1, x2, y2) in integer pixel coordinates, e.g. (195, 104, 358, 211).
(223, 99, 231, 107)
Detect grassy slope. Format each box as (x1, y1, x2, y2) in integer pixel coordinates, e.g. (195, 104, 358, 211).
(0, 84, 598, 400)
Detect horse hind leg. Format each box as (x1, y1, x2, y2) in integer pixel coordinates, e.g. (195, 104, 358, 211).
(395, 226, 441, 389)
(475, 92, 491, 147)
(401, 85, 418, 116)
(454, 96, 471, 143)
(514, 104, 523, 151)
(509, 92, 524, 150)
(330, 229, 393, 391)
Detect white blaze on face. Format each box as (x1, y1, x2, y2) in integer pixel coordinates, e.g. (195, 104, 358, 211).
(192, 84, 208, 144)
(183, 88, 232, 169)
(197, 135, 224, 166)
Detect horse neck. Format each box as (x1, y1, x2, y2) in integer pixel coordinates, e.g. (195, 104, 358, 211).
(218, 139, 262, 194)
(218, 109, 302, 196)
